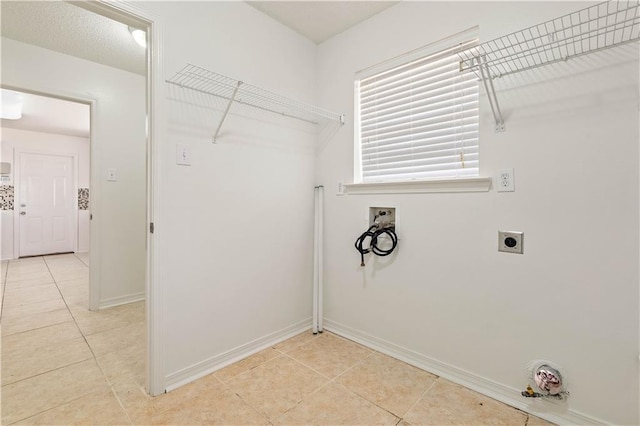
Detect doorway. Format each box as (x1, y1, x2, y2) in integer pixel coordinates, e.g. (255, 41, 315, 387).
(0, 0, 160, 395)
(1, 89, 91, 263)
(18, 152, 77, 257)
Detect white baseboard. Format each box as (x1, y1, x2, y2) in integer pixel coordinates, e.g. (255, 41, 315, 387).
(98, 291, 145, 309)
(324, 319, 607, 426)
(164, 318, 312, 392)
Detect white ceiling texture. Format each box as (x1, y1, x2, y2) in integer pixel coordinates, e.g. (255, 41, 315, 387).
(1, 1, 147, 75)
(0, 1, 397, 137)
(247, 1, 397, 44)
(1, 1, 145, 138)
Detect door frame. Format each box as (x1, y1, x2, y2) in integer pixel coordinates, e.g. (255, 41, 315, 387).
(3, 92, 96, 304)
(3, 1, 164, 396)
(85, 0, 164, 397)
(13, 150, 80, 258)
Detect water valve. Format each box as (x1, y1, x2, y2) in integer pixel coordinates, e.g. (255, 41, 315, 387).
(370, 207, 395, 230)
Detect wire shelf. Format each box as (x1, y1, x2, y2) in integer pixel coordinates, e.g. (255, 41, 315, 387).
(166, 64, 344, 141)
(459, 0, 640, 79)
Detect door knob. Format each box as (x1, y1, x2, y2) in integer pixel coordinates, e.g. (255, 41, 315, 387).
(20, 212, 26, 215)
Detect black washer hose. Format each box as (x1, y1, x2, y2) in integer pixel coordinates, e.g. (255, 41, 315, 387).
(354, 225, 398, 267)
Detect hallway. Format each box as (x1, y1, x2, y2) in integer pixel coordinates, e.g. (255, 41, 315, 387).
(1, 254, 144, 424)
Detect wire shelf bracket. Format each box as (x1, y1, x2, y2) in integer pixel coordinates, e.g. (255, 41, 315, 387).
(476, 55, 505, 132)
(458, 0, 640, 131)
(166, 64, 345, 143)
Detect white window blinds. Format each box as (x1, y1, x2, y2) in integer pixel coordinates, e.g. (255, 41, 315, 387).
(356, 36, 479, 183)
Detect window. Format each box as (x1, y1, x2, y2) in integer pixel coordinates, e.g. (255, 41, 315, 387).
(355, 31, 479, 184)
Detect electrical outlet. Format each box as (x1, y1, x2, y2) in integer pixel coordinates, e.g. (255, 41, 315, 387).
(496, 168, 515, 192)
(337, 181, 345, 196)
(498, 231, 523, 254)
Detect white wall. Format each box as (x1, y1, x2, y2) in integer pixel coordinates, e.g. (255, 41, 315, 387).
(137, 2, 320, 387)
(8, 4, 634, 423)
(0, 128, 90, 260)
(1, 38, 147, 308)
(316, 2, 639, 425)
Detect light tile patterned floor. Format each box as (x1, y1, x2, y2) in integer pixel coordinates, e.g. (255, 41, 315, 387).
(1, 254, 554, 425)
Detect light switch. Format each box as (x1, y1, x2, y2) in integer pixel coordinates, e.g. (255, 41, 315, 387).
(107, 168, 117, 182)
(176, 144, 191, 166)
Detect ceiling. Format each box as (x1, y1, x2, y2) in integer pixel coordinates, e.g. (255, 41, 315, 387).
(247, 1, 398, 44)
(1, 1, 398, 75)
(1, 90, 90, 138)
(0, 1, 396, 137)
(1, 1, 146, 76)
(1, 1, 140, 137)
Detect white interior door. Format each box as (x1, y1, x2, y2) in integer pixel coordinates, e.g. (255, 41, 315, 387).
(19, 153, 76, 257)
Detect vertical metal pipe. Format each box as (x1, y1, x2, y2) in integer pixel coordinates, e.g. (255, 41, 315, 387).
(312, 187, 319, 334)
(317, 185, 324, 332)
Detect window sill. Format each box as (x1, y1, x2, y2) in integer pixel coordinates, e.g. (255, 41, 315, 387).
(344, 177, 492, 195)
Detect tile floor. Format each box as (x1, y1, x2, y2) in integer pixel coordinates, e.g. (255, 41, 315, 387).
(1, 254, 554, 425)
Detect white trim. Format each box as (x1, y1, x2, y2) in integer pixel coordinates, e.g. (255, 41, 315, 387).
(145, 4, 165, 399)
(1, 94, 98, 309)
(98, 291, 145, 309)
(72, 154, 80, 254)
(354, 27, 480, 186)
(79, 0, 164, 396)
(356, 27, 480, 80)
(165, 319, 312, 392)
(324, 319, 608, 426)
(88, 99, 100, 312)
(344, 177, 492, 195)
